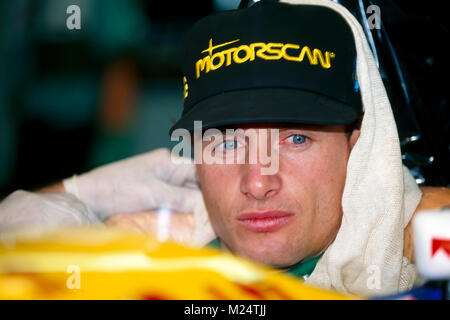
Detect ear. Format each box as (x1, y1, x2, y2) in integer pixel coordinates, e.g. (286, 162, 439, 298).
(349, 128, 360, 150)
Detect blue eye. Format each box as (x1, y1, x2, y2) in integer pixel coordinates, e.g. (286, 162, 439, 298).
(288, 134, 307, 145)
(222, 140, 238, 150)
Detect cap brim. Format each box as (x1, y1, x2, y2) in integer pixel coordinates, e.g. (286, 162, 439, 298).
(168, 88, 360, 136)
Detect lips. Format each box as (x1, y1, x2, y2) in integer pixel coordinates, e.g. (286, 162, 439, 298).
(236, 210, 294, 232)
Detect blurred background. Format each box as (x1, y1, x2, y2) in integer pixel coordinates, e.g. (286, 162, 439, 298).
(0, 0, 241, 198)
(0, 0, 448, 199)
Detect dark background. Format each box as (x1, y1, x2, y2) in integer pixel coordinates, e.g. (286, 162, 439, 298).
(0, 0, 448, 199)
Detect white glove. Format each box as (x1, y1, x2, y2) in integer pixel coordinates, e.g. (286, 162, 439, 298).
(63, 148, 204, 221)
(0, 190, 101, 232)
(192, 197, 216, 247)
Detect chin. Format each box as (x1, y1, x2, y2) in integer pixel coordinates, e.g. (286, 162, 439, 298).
(252, 254, 300, 269)
(238, 244, 303, 269)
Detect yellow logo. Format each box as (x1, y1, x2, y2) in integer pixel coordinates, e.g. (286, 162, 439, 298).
(195, 38, 335, 79)
(183, 76, 188, 99)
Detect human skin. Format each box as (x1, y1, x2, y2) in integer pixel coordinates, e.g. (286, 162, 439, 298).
(41, 122, 360, 269)
(195, 122, 360, 269)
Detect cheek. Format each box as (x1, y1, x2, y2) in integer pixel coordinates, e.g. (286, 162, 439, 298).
(312, 151, 348, 188)
(312, 155, 347, 219)
(307, 143, 350, 242)
(196, 164, 238, 232)
(282, 141, 349, 203)
(197, 164, 237, 196)
(281, 140, 350, 246)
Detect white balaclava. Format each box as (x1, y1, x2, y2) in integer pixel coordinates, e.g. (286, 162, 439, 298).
(191, 0, 423, 297)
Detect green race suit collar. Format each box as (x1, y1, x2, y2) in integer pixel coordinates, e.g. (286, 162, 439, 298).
(206, 238, 323, 279)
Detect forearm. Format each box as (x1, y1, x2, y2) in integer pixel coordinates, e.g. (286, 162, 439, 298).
(37, 182, 65, 193)
(105, 210, 195, 244)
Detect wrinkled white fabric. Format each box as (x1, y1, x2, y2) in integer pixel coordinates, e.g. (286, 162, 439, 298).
(0, 190, 101, 232)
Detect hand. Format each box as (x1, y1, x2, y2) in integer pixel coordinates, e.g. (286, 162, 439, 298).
(0, 190, 101, 232)
(63, 148, 203, 221)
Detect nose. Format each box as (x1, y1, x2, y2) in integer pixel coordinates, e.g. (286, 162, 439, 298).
(240, 163, 282, 200)
(238, 127, 281, 200)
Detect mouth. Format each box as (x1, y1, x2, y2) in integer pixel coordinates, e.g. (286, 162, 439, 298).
(236, 210, 295, 232)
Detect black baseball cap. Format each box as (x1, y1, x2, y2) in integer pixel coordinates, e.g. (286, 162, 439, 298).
(168, 0, 363, 136)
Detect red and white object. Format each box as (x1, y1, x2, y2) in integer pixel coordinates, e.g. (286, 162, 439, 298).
(413, 210, 450, 280)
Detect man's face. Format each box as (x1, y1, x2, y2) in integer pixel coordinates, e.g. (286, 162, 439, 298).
(195, 123, 360, 268)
